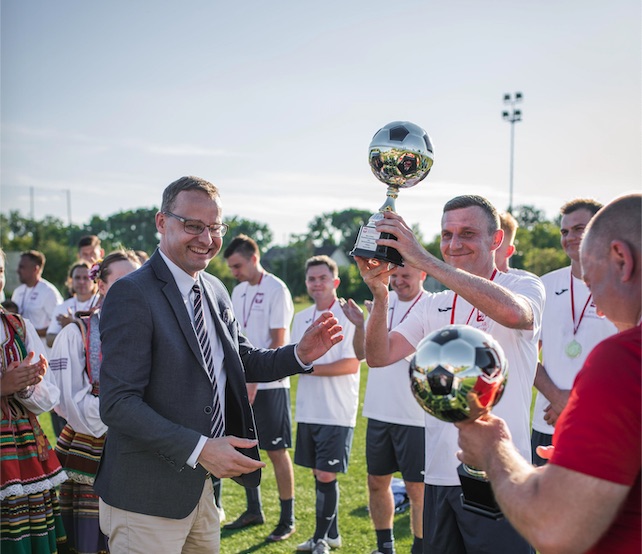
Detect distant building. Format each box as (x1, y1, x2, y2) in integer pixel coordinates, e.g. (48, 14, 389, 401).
(312, 246, 351, 268)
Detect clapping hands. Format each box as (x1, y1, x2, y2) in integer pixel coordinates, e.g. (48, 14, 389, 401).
(1, 352, 48, 396)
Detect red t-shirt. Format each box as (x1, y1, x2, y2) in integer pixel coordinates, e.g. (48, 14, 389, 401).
(551, 324, 641, 554)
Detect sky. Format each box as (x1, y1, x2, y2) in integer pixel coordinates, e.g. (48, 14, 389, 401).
(1, 0, 640, 247)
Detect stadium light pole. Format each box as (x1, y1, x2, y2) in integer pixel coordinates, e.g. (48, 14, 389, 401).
(502, 92, 523, 214)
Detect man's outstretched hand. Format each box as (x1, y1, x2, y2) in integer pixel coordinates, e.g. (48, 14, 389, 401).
(296, 312, 343, 366)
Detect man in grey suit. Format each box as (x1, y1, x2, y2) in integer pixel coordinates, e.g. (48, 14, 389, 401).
(95, 176, 343, 553)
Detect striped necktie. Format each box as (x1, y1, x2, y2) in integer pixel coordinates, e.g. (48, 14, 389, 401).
(192, 282, 225, 438)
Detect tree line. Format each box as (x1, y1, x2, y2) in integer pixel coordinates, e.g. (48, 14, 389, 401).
(0, 205, 567, 302)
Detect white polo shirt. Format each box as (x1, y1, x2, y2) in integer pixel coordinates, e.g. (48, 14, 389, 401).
(231, 272, 294, 390)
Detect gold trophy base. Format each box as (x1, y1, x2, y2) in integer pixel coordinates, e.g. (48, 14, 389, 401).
(457, 463, 503, 520)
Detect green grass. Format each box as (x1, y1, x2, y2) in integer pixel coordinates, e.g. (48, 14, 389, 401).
(218, 362, 417, 553)
(36, 298, 541, 553)
(40, 375, 540, 554)
(39, 411, 57, 444)
(39, 365, 412, 553)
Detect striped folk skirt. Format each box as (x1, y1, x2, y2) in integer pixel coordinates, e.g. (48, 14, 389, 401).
(54, 425, 107, 554)
(1, 401, 68, 553)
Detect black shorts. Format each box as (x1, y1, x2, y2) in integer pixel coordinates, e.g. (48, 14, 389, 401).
(423, 484, 534, 554)
(294, 422, 354, 473)
(530, 429, 552, 467)
(366, 419, 425, 482)
(252, 388, 292, 451)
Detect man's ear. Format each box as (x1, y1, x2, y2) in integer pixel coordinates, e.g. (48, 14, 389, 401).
(611, 240, 635, 282)
(491, 229, 504, 251)
(507, 244, 516, 259)
(333, 277, 341, 289)
(155, 211, 166, 234)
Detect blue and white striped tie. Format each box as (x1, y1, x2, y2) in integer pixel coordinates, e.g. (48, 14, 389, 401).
(192, 282, 225, 438)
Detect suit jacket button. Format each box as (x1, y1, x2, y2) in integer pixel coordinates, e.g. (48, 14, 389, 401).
(204, 406, 212, 414)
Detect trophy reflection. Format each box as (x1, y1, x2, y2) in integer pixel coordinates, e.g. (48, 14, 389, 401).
(409, 325, 508, 520)
(350, 121, 434, 266)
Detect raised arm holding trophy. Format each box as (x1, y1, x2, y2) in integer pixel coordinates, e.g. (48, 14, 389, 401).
(350, 121, 434, 266)
(354, 184, 544, 553)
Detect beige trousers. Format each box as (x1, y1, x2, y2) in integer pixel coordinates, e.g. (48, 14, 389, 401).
(99, 479, 220, 553)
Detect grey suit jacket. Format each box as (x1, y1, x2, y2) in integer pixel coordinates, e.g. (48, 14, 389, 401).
(94, 250, 307, 519)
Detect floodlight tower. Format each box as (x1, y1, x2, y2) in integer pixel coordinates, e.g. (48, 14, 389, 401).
(502, 92, 523, 214)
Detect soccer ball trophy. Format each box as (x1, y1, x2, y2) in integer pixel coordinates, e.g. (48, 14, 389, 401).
(350, 121, 434, 266)
(409, 324, 508, 519)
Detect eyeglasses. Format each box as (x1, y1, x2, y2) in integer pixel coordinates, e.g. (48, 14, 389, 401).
(163, 211, 229, 238)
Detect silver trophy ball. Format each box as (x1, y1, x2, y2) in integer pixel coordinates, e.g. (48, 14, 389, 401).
(350, 120, 434, 266)
(369, 121, 434, 189)
(409, 325, 508, 423)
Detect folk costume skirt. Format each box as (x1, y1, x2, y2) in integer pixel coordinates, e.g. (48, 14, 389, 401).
(1, 399, 68, 553)
(55, 425, 107, 554)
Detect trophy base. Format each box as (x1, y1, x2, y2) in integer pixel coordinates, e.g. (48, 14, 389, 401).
(457, 464, 503, 520)
(350, 225, 404, 266)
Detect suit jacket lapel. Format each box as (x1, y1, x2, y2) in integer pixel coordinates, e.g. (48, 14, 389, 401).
(150, 252, 204, 368)
(164, 281, 205, 367)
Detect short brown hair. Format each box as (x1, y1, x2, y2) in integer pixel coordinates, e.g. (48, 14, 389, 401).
(77, 235, 101, 249)
(21, 250, 46, 269)
(443, 195, 499, 235)
(560, 198, 603, 217)
(161, 176, 220, 213)
(305, 255, 338, 278)
(223, 234, 259, 260)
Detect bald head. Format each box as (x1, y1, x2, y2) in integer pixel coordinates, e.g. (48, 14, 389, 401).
(582, 194, 641, 256)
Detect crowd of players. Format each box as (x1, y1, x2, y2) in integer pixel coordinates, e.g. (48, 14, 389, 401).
(1, 177, 639, 554)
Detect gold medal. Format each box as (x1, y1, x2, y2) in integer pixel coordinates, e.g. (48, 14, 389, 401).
(565, 339, 582, 358)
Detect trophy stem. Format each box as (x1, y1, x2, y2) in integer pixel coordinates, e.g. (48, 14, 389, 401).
(350, 183, 404, 266)
(462, 465, 487, 479)
(378, 185, 399, 213)
(349, 185, 404, 266)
